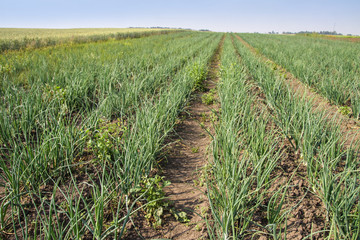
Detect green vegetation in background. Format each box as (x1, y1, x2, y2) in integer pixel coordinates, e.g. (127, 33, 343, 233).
(0, 28, 183, 53)
(0, 28, 172, 40)
(297, 32, 360, 39)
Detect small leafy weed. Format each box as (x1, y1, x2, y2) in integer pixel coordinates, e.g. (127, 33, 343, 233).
(339, 106, 351, 116)
(191, 147, 199, 153)
(170, 209, 190, 223)
(201, 113, 208, 123)
(131, 175, 190, 228)
(202, 92, 215, 105)
(131, 175, 170, 228)
(87, 118, 127, 162)
(189, 63, 207, 92)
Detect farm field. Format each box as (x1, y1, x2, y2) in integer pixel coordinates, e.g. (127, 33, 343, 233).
(297, 33, 360, 42)
(239, 33, 360, 118)
(0, 28, 180, 53)
(0, 29, 360, 239)
(0, 28, 171, 40)
(323, 35, 360, 42)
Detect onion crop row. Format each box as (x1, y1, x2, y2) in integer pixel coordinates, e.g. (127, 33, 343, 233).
(206, 35, 282, 239)
(0, 32, 223, 239)
(0, 32, 215, 189)
(238, 33, 360, 118)
(233, 34, 360, 239)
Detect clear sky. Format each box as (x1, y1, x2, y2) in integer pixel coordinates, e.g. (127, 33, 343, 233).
(1, 0, 360, 35)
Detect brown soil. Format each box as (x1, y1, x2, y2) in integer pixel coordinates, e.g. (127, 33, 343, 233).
(235, 35, 360, 149)
(124, 35, 225, 240)
(232, 36, 327, 239)
(0, 152, 115, 240)
(251, 142, 326, 240)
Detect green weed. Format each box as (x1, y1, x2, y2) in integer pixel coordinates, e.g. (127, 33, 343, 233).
(191, 147, 199, 153)
(190, 63, 207, 92)
(201, 92, 215, 105)
(131, 175, 171, 228)
(338, 106, 351, 116)
(86, 118, 127, 162)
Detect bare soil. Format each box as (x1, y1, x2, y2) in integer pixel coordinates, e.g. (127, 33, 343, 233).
(252, 142, 326, 240)
(124, 35, 225, 240)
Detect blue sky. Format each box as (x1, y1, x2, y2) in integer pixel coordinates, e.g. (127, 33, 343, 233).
(1, 0, 360, 35)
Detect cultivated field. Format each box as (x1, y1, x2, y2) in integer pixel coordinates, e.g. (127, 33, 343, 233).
(0, 29, 359, 239)
(240, 33, 360, 117)
(297, 33, 360, 42)
(0, 28, 180, 53)
(0, 28, 168, 40)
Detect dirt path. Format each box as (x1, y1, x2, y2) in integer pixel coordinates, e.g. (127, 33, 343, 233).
(125, 36, 224, 240)
(235, 35, 360, 149)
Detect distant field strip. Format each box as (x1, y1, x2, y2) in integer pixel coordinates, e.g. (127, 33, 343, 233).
(0, 28, 170, 40)
(0, 28, 182, 53)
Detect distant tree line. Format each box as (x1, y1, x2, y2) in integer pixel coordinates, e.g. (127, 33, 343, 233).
(129, 26, 193, 30)
(129, 27, 212, 31)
